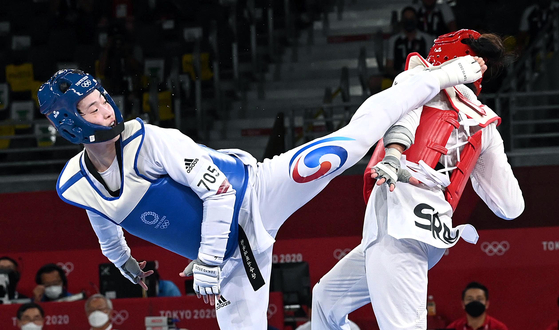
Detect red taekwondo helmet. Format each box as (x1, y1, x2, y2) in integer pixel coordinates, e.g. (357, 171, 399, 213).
(427, 29, 483, 95)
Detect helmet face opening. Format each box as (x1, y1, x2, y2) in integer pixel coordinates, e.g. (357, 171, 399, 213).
(38, 69, 124, 144)
(427, 29, 484, 95)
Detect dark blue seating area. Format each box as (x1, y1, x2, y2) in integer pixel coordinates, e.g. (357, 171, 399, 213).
(0, 0, 331, 176)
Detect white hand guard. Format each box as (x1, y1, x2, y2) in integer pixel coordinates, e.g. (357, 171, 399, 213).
(373, 148, 412, 188)
(428, 55, 482, 89)
(118, 256, 143, 284)
(183, 259, 221, 296)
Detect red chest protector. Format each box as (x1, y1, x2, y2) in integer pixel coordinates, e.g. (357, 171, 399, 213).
(405, 106, 461, 168)
(363, 106, 483, 211)
(364, 51, 500, 211)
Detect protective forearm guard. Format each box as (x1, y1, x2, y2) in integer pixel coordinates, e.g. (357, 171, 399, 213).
(383, 125, 414, 150)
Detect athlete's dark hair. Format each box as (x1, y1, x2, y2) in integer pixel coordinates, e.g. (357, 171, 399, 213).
(462, 33, 506, 78)
(35, 263, 68, 287)
(17, 302, 45, 320)
(462, 281, 489, 300)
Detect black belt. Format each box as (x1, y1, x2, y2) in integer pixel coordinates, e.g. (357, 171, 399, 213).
(237, 225, 265, 291)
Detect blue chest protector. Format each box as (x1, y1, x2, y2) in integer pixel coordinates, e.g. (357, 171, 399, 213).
(58, 119, 249, 262)
(120, 148, 248, 260)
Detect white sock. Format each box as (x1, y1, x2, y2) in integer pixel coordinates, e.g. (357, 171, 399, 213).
(427, 56, 481, 90)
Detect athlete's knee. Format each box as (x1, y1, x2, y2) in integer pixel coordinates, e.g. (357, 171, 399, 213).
(311, 281, 334, 323)
(312, 280, 326, 303)
(312, 278, 328, 305)
(313, 281, 330, 311)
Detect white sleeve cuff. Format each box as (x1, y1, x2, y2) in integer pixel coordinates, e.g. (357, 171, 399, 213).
(197, 252, 224, 266)
(198, 189, 236, 265)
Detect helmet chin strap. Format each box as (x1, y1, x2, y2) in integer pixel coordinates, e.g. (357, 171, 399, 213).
(88, 121, 125, 143)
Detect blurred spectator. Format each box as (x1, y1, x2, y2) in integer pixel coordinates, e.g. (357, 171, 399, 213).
(155, 274, 181, 298)
(99, 21, 143, 93)
(50, 0, 106, 43)
(85, 294, 115, 330)
(0, 256, 28, 300)
(517, 0, 559, 51)
(110, 0, 134, 20)
(369, 6, 434, 94)
(386, 6, 435, 78)
(144, 264, 181, 297)
(98, 21, 143, 117)
(33, 264, 72, 302)
(544, 294, 559, 330)
(446, 282, 508, 330)
(415, 0, 457, 36)
(16, 302, 45, 330)
(50, 0, 80, 27)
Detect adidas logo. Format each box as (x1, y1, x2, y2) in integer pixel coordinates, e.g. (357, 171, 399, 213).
(184, 158, 199, 173)
(216, 295, 231, 310)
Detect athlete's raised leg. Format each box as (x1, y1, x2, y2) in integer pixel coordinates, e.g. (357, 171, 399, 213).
(256, 70, 443, 233)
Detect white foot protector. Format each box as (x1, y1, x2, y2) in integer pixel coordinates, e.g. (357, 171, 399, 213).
(427, 55, 482, 89)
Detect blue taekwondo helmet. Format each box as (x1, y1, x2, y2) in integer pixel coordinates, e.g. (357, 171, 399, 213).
(38, 69, 124, 144)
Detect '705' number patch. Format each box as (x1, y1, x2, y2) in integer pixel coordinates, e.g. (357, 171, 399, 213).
(197, 165, 220, 191)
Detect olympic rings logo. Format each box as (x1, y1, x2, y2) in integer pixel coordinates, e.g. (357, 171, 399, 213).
(480, 241, 510, 256)
(140, 212, 170, 229)
(289, 136, 355, 183)
(267, 304, 277, 318)
(81, 80, 92, 88)
(56, 262, 74, 276)
(111, 310, 129, 325)
(141, 211, 159, 225)
(333, 248, 352, 260)
(159, 219, 170, 229)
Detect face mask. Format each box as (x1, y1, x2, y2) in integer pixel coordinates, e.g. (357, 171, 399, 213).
(44, 285, 63, 299)
(21, 323, 42, 330)
(0, 268, 20, 284)
(0, 269, 19, 298)
(465, 300, 486, 317)
(403, 19, 417, 32)
(88, 311, 110, 328)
